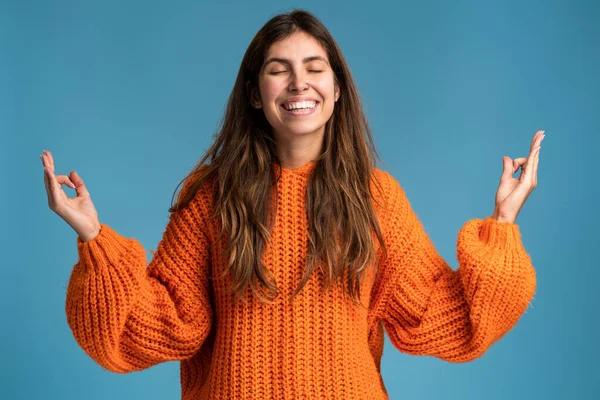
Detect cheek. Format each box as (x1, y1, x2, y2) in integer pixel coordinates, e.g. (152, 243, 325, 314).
(317, 77, 337, 99)
(260, 80, 283, 104)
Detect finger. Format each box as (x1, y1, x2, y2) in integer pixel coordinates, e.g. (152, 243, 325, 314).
(45, 150, 55, 172)
(69, 170, 90, 197)
(44, 166, 59, 192)
(533, 144, 540, 184)
(42, 156, 59, 200)
(531, 130, 544, 150)
(55, 174, 77, 189)
(41, 152, 47, 180)
(521, 146, 540, 183)
(41, 152, 54, 174)
(501, 156, 513, 180)
(40, 152, 48, 169)
(516, 131, 545, 173)
(512, 157, 528, 173)
(44, 167, 63, 208)
(43, 162, 49, 191)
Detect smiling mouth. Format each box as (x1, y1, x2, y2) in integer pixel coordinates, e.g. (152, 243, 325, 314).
(280, 101, 320, 115)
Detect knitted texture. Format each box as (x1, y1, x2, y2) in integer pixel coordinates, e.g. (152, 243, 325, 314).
(65, 161, 536, 399)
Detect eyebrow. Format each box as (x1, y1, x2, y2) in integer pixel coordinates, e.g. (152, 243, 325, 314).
(262, 55, 329, 69)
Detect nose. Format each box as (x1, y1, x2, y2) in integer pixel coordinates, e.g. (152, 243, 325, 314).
(288, 69, 310, 92)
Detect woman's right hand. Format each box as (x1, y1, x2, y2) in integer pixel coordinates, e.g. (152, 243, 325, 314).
(41, 150, 101, 242)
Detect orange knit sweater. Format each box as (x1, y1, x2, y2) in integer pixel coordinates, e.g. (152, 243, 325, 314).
(65, 161, 537, 399)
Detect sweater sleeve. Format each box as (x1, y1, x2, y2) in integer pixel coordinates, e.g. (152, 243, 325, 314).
(373, 172, 537, 363)
(65, 191, 214, 373)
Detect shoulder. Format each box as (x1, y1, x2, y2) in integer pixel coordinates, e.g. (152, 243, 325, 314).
(171, 165, 219, 240)
(177, 165, 217, 212)
(370, 167, 407, 203)
(369, 167, 417, 235)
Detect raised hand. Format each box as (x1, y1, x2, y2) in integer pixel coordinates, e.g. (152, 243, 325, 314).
(492, 130, 545, 223)
(41, 150, 101, 242)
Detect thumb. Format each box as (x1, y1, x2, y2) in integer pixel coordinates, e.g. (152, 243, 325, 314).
(70, 170, 90, 196)
(501, 156, 514, 180)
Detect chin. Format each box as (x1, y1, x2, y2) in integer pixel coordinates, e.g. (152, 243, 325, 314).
(281, 125, 325, 137)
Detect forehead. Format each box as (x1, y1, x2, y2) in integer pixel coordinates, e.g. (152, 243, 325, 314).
(265, 31, 328, 61)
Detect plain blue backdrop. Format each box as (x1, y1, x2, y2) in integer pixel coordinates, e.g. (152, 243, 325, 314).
(3, 0, 599, 399)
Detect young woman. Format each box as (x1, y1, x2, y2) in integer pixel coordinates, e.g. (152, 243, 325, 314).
(41, 9, 542, 400)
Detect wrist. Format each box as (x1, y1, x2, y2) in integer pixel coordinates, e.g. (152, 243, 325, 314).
(491, 210, 514, 223)
(80, 223, 101, 242)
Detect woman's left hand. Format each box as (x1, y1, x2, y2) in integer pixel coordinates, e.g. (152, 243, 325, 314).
(491, 130, 545, 224)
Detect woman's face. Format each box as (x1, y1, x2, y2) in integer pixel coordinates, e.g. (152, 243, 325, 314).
(254, 31, 340, 145)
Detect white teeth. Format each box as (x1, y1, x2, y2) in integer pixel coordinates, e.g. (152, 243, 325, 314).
(283, 101, 317, 110)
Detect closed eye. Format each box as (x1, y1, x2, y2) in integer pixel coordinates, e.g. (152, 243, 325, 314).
(270, 70, 323, 75)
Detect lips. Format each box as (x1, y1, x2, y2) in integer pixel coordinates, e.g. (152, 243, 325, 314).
(280, 101, 319, 116)
(280, 97, 320, 106)
(280, 101, 318, 111)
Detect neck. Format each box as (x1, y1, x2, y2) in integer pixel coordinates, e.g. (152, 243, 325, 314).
(273, 128, 325, 170)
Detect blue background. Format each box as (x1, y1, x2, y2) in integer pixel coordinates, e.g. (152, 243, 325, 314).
(3, 0, 599, 399)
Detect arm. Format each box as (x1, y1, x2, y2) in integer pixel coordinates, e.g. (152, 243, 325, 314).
(373, 171, 536, 363)
(65, 188, 214, 373)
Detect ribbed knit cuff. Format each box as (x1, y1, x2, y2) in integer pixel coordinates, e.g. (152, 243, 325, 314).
(76, 223, 133, 273)
(477, 216, 522, 249)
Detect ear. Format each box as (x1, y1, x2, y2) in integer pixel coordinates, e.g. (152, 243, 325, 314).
(334, 84, 340, 102)
(246, 81, 262, 109)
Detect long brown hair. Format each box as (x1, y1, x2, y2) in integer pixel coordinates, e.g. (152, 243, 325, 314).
(169, 9, 389, 306)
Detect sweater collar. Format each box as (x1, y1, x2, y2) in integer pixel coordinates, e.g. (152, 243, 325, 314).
(272, 160, 318, 178)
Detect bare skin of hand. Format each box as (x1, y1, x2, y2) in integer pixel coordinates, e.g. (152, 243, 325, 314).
(41, 150, 101, 242)
(492, 130, 545, 223)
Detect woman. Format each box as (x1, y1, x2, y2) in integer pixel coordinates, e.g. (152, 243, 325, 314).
(41, 9, 542, 400)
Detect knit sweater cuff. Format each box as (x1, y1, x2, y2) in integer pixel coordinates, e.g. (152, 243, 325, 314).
(76, 223, 136, 274)
(474, 216, 523, 250)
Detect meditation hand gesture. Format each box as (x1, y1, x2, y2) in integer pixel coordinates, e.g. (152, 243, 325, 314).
(493, 130, 545, 223)
(40, 150, 101, 242)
